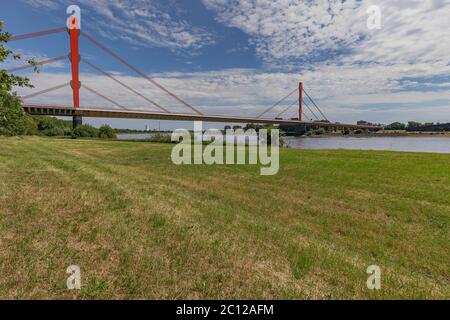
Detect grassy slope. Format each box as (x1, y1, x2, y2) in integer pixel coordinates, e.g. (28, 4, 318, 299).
(0, 136, 448, 299)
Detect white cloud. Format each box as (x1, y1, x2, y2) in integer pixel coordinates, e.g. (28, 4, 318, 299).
(23, 0, 214, 51)
(203, 0, 365, 64)
(203, 0, 450, 66)
(3, 49, 67, 70)
(22, 0, 58, 9)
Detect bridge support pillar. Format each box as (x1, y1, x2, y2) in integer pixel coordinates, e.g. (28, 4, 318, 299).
(299, 81, 303, 121)
(69, 16, 81, 134)
(73, 115, 82, 129)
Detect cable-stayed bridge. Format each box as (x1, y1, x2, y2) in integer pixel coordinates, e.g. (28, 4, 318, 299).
(7, 21, 381, 131)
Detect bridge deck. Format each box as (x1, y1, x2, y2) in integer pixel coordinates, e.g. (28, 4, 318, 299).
(22, 104, 382, 129)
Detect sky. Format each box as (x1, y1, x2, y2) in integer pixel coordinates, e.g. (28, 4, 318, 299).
(1, 0, 450, 130)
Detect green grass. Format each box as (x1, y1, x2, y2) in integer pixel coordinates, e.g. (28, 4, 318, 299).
(0, 136, 448, 299)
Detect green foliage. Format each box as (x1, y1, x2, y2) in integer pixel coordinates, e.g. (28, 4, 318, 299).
(306, 128, 326, 136)
(147, 133, 172, 143)
(0, 91, 36, 136)
(99, 124, 116, 139)
(287, 245, 314, 280)
(33, 116, 72, 136)
(0, 20, 39, 136)
(72, 124, 99, 138)
(315, 128, 326, 135)
(0, 20, 36, 92)
(408, 122, 450, 132)
(243, 123, 285, 146)
(73, 124, 118, 139)
(385, 122, 406, 130)
(406, 121, 423, 130)
(43, 126, 72, 137)
(342, 127, 351, 135)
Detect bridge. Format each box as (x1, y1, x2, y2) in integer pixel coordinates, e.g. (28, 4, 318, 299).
(7, 17, 382, 131)
(21, 104, 378, 129)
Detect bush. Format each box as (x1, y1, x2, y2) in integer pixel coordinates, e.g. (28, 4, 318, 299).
(34, 116, 71, 130)
(406, 121, 422, 131)
(72, 124, 99, 138)
(98, 124, 116, 139)
(306, 128, 326, 136)
(33, 116, 72, 136)
(315, 128, 326, 135)
(148, 133, 172, 143)
(0, 91, 37, 136)
(42, 126, 72, 137)
(385, 122, 406, 130)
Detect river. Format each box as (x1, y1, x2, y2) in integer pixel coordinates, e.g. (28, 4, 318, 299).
(117, 134, 450, 154)
(284, 136, 450, 154)
(116, 133, 155, 140)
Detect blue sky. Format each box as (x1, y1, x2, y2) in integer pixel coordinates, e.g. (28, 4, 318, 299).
(2, 0, 450, 129)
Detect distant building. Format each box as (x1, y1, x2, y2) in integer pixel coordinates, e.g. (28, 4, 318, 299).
(357, 120, 373, 126)
(145, 124, 150, 132)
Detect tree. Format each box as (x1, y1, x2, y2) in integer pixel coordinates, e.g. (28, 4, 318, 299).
(0, 21, 37, 91)
(406, 121, 423, 131)
(99, 124, 116, 139)
(33, 115, 72, 136)
(72, 124, 99, 138)
(385, 122, 406, 130)
(0, 20, 38, 136)
(0, 90, 36, 135)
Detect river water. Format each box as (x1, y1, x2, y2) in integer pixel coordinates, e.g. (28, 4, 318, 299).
(285, 136, 450, 154)
(116, 133, 155, 140)
(117, 134, 450, 154)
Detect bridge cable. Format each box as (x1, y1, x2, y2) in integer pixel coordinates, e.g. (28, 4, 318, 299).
(275, 98, 299, 119)
(256, 87, 298, 119)
(20, 82, 69, 100)
(285, 106, 302, 120)
(82, 60, 170, 114)
(83, 85, 130, 111)
(302, 88, 328, 121)
(302, 108, 316, 121)
(302, 98, 320, 120)
(81, 32, 203, 115)
(6, 55, 67, 73)
(302, 111, 314, 121)
(286, 108, 313, 122)
(9, 27, 66, 42)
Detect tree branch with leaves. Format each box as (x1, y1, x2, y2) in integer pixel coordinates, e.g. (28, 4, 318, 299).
(0, 20, 39, 136)
(0, 20, 39, 91)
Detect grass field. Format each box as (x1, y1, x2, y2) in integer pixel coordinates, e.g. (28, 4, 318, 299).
(0, 136, 448, 299)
